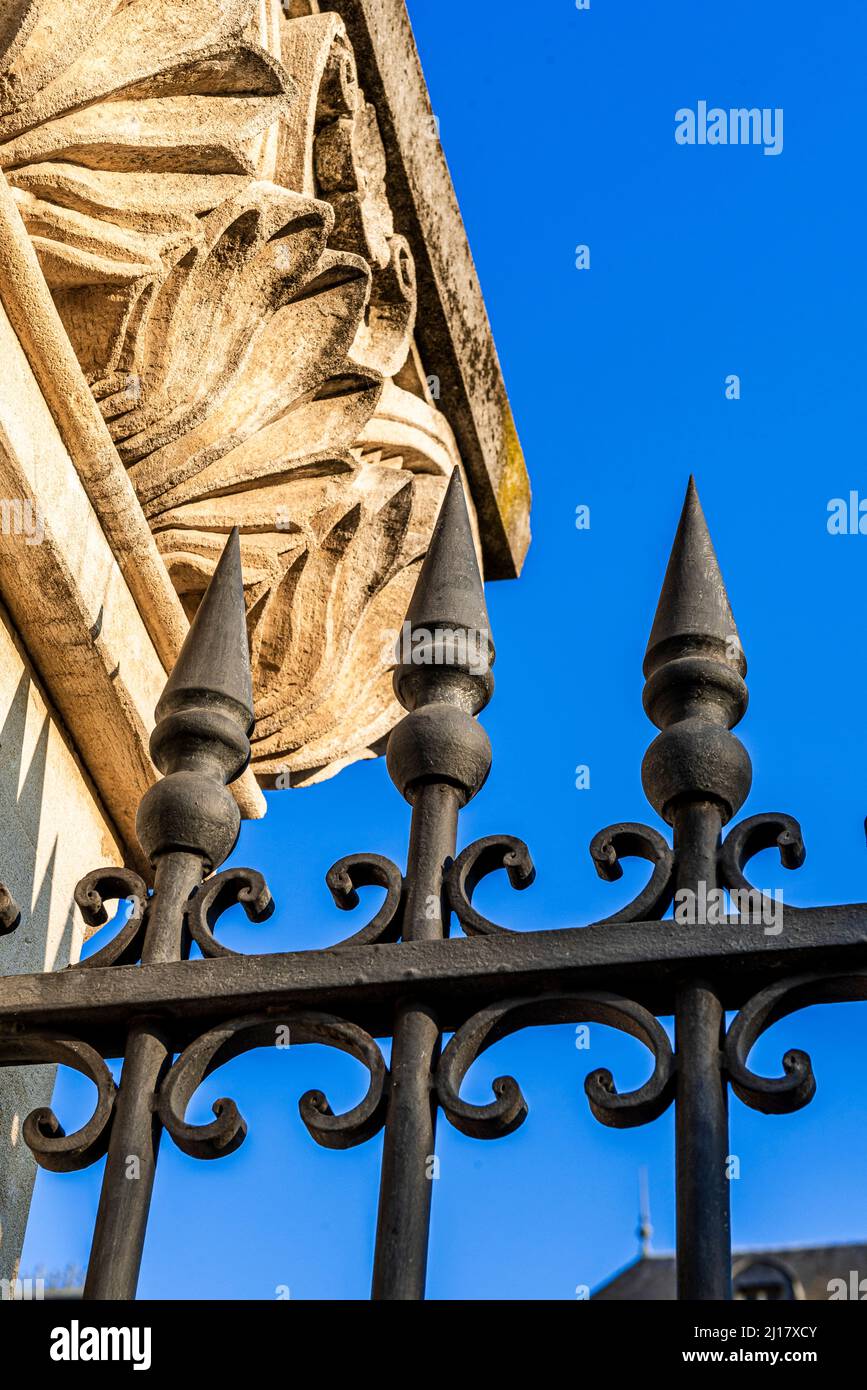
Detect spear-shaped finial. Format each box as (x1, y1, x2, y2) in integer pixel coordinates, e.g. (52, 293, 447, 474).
(136, 527, 253, 870)
(641, 479, 751, 825)
(402, 469, 492, 641)
(387, 468, 493, 805)
(394, 467, 494, 715)
(156, 525, 253, 726)
(644, 477, 744, 672)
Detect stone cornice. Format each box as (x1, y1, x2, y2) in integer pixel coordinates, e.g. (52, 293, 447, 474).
(323, 0, 531, 580)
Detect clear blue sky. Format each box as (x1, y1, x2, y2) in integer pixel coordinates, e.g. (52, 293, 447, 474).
(23, 0, 867, 1298)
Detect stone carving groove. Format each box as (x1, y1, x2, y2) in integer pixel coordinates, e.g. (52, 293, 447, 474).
(0, 0, 463, 786)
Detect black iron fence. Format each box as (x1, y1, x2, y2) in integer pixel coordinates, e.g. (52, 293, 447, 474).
(1, 469, 862, 1300)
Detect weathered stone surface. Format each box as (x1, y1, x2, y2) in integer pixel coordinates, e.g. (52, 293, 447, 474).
(321, 0, 532, 580)
(0, 0, 528, 787)
(0, 602, 120, 1283)
(0, 172, 265, 831)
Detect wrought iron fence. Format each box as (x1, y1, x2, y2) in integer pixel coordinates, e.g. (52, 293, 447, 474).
(1, 469, 862, 1300)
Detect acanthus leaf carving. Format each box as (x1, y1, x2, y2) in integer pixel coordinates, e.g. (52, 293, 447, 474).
(0, 0, 464, 786)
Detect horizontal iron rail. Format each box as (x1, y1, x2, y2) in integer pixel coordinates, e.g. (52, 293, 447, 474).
(2, 906, 866, 1058)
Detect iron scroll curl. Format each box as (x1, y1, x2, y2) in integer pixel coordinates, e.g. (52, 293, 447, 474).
(436, 992, 676, 1139)
(184, 867, 274, 958)
(445, 826, 675, 936)
(0, 1031, 116, 1171)
(185, 856, 403, 957)
(587, 823, 675, 924)
(718, 812, 807, 917)
(724, 971, 867, 1114)
(71, 868, 149, 969)
(158, 1012, 389, 1158)
(445, 836, 536, 936)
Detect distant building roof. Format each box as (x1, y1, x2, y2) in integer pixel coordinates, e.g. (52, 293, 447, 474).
(593, 1244, 867, 1301)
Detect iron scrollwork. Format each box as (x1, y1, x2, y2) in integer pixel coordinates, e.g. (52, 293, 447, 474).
(4, 479, 867, 1304)
(185, 855, 403, 957)
(158, 1012, 389, 1158)
(588, 823, 675, 924)
(718, 812, 807, 916)
(724, 970, 867, 1115)
(184, 868, 274, 959)
(0, 1031, 116, 1171)
(445, 824, 675, 937)
(445, 836, 536, 936)
(436, 992, 676, 1138)
(324, 854, 404, 947)
(72, 868, 149, 969)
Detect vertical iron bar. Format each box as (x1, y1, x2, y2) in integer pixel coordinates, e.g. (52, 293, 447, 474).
(371, 470, 493, 1299)
(84, 852, 203, 1300)
(641, 479, 750, 1300)
(83, 528, 254, 1300)
(371, 783, 460, 1300)
(673, 801, 732, 1301)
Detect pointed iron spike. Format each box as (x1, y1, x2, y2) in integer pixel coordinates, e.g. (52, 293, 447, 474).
(404, 469, 493, 651)
(138, 528, 253, 870)
(393, 468, 494, 717)
(157, 526, 253, 730)
(641, 481, 751, 826)
(644, 477, 744, 678)
(387, 469, 494, 803)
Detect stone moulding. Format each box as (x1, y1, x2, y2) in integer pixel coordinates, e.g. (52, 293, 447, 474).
(0, 0, 530, 794)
